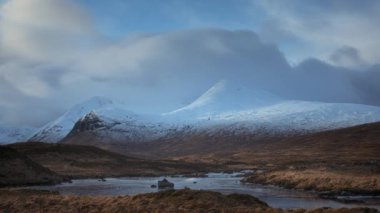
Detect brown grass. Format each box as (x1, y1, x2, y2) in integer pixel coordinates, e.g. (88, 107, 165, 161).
(244, 169, 380, 195)
(0, 189, 377, 213)
(63, 122, 380, 164)
(8, 142, 220, 179)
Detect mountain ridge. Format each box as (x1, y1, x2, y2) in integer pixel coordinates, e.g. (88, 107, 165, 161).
(3, 80, 380, 144)
(28, 96, 119, 143)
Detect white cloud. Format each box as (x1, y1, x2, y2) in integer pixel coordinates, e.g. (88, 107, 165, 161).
(0, 62, 51, 97)
(0, 0, 97, 61)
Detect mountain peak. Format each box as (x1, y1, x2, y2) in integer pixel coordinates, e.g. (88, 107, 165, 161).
(165, 80, 281, 116)
(29, 96, 116, 143)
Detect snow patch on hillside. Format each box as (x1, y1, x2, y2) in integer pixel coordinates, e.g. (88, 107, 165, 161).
(0, 124, 36, 144)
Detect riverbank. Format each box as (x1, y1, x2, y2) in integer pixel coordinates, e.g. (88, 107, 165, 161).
(242, 167, 380, 204)
(0, 189, 378, 213)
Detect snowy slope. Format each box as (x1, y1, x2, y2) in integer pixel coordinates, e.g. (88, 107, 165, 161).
(192, 101, 380, 134)
(29, 96, 171, 143)
(0, 124, 36, 144)
(66, 107, 170, 142)
(164, 80, 281, 118)
(30, 80, 380, 143)
(164, 80, 380, 133)
(29, 96, 117, 142)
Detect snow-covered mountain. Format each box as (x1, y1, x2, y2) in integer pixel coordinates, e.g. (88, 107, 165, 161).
(29, 96, 174, 143)
(188, 101, 380, 134)
(164, 80, 282, 118)
(28, 80, 380, 143)
(65, 108, 170, 143)
(29, 96, 117, 142)
(164, 80, 380, 134)
(0, 124, 36, 144)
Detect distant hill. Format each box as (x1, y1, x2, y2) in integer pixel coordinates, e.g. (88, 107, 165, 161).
(154, 121, 380, 170)
(60, 121, 380, 177)
(234, 121, 380, 167)
(0, 125, 36, 145)
(0, 146, 63, 187)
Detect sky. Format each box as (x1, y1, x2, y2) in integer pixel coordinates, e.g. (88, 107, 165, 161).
(0, 0, 379, 127)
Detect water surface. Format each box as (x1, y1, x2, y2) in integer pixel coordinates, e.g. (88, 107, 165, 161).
(30, 172, 380, 210)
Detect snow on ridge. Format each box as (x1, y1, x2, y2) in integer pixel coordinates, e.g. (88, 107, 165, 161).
(28, 96, 169, 143)
(198, 100, 380, 131)
(24, 80, 380, 143)
(164, 79, 282, 118)
(29, 96, 127, 143)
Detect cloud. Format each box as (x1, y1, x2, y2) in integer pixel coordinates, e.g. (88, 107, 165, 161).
(329, 46, 367, 69)
(63, 29, 293, 113)
(256, 0, 380, 68)
(352, 65, 380, 106)
(0, 0, 98, 61)
(0, 0, 379, 127)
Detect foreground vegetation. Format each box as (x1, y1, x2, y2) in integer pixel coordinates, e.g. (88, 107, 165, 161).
(243, 168, 380, 196)
(0, 189, 377, 213)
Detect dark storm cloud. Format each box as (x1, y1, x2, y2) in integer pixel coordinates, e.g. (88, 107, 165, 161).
(330, 46, 367, 68)
(257, 0, 380, 66)
(353, 65, 380, 106)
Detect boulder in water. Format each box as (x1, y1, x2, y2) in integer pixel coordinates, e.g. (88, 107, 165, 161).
(158, 178, 174, 189)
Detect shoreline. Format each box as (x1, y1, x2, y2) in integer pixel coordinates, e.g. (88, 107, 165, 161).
(241, 168, 380, 205)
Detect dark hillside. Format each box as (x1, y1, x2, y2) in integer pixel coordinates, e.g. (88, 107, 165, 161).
(0, 146, 63, 187)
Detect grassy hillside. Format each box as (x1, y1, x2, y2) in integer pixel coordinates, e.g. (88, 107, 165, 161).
(136, 122, 380, 170)
(0, 146, 64, 187)
(8, 142, 220, 178)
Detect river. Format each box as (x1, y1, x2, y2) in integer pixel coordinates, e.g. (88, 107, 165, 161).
(28, 172, 380, 210)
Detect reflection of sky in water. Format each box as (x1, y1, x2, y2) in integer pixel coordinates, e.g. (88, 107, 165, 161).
(29, 173, 380, 210)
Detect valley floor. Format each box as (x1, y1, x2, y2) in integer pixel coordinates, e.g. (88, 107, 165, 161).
(1, 122, 379, 212)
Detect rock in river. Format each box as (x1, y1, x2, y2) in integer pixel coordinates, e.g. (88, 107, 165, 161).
(158, 178, 174, 189)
